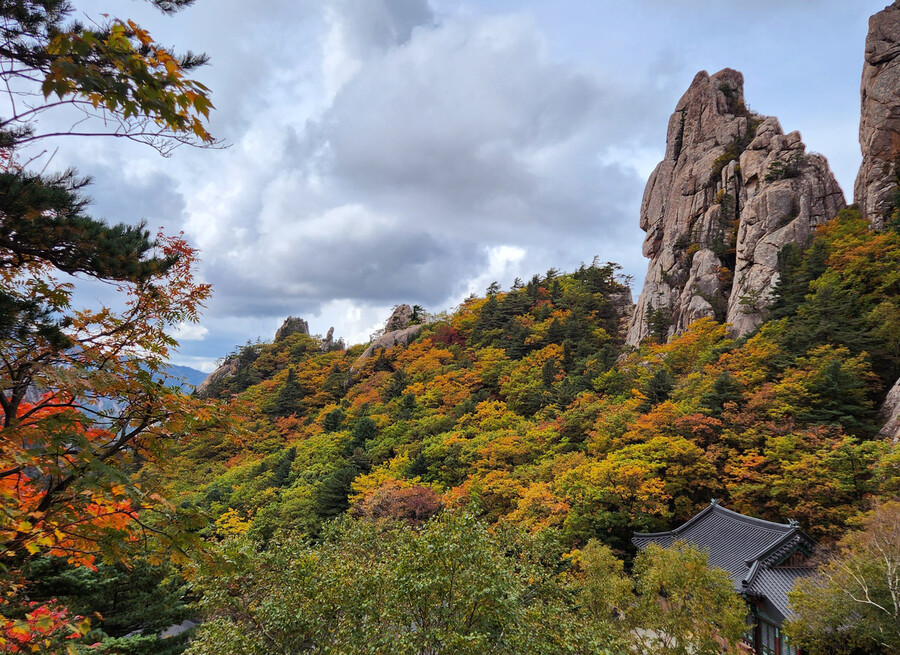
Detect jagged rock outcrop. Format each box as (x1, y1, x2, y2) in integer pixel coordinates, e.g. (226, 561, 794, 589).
(354, 325, 422, 365)
(351, 305, 422, 373)
(858, 2, 900, 440)
(385, 304, 413, 332)
(608, 289, 635, 337)
(196, 356, 240, 396)
(319, 327, 335, 352)
(855, 0, 900, 229)
(626, 69, 845, 346)
(275, 316, 310, 341)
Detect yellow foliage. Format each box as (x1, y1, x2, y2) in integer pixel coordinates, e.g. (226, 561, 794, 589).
(215, 508, 252, 536)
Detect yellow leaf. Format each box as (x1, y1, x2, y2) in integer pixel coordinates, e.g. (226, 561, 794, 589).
(36, 534, 55, 547)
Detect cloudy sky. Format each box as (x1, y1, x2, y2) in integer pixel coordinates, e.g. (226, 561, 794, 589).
(33, 0, 888, 371)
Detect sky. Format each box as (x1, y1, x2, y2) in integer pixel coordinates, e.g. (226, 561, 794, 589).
(25, 0, 889, 372)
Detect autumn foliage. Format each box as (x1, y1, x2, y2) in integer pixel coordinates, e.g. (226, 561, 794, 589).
(181, 220, 898, 558)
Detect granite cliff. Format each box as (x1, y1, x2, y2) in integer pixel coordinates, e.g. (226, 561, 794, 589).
(626, 69, 845, 346)
(855, 0, 900, 229)
(860, 2, 900, 439)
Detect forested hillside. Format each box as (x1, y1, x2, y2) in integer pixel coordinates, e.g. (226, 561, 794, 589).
(181, 210, 898, 553)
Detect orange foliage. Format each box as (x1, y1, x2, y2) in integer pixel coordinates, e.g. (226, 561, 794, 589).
(0, 398, 139, 568)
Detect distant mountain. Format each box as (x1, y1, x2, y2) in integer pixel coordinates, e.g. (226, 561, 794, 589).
(165, 364, 209, 391)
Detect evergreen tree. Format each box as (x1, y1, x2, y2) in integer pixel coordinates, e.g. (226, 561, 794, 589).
(348, 417, 377, 453)
(699, 371, 742, 417)
(646, 305, 673, 344)
(24, 558, 195, 655)
(272, 447, 297, 488)
(270, 368, 304, 417)
(314, 466, 358, 521)
(639, 367, 675, 412)
(322, 408, 346, 432)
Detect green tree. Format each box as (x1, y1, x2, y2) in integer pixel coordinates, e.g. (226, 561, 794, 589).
(646, 305, 672, 344)
(270, 367, 304, 416)
(786, 502, 900, 654)
(570, 540, 632, 649)
(24, 557, 195, 655)
(630, 542, 747, 655)
(187, 514, 602, 655)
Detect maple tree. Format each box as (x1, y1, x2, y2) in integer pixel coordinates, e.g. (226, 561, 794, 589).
(0, 1, 223, 650)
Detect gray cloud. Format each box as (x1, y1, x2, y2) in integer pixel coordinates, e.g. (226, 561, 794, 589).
(82, 165, 187, 231)
(45, 0, 886, 369)
(327, 0, 434, 54)
(178, 7, 659, 331)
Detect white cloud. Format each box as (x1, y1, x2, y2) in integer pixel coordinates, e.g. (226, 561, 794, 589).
(464, 245, 527, 298)
(171, 322, 210, 342)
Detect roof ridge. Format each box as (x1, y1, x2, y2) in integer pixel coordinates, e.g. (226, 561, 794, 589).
(750, 529, 817, 567)
(635, 502, 795, 539)
(670, 501, 718, 535)
(632, 530, 676, 538)
(708, 503, 794, 531)
(745, 529, 800, 566)
(741, 559, 762, 590)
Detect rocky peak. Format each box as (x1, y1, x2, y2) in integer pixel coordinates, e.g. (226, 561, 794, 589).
(854, 0, 900, 229)
(196, 356, 240, 397)
(385, 304, 414, 332)
(275, 316, 310, 341)
(319, 326, 335, 352)
(626, 69, 845, 346)
(350, 304, 422, 374)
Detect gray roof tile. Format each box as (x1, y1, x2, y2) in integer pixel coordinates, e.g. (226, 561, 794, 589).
(632, 501, 817, 623)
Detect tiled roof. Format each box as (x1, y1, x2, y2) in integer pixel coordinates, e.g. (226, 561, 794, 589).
(746, 567, 811, 623)
(632, 501, 817, 623)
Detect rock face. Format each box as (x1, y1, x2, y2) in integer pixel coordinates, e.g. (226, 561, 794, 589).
(626, 69, 845, 346)
(275, 316, 310, 341)
(354, 325, 423, 365)
(608, 289, 635, 337)
(855, 0, 900, 229)
(858, 2, 900, 440)
(196, 356, 240, 396)
(385, 304, 413, 332)
(879, 377, 900, 441)
(351, 305, 422, 372)
(319, 327, 335, 352)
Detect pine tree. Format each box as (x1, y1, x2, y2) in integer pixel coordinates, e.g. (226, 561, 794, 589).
(271, 368, 304, 417)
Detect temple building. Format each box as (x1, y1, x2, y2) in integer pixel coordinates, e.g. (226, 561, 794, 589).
(633, 500, 816, 655)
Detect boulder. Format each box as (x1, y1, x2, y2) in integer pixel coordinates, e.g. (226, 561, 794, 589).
(350, 304, 422, 373)
(354, 325, 423, 368)
(879, 377, 900, 441)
